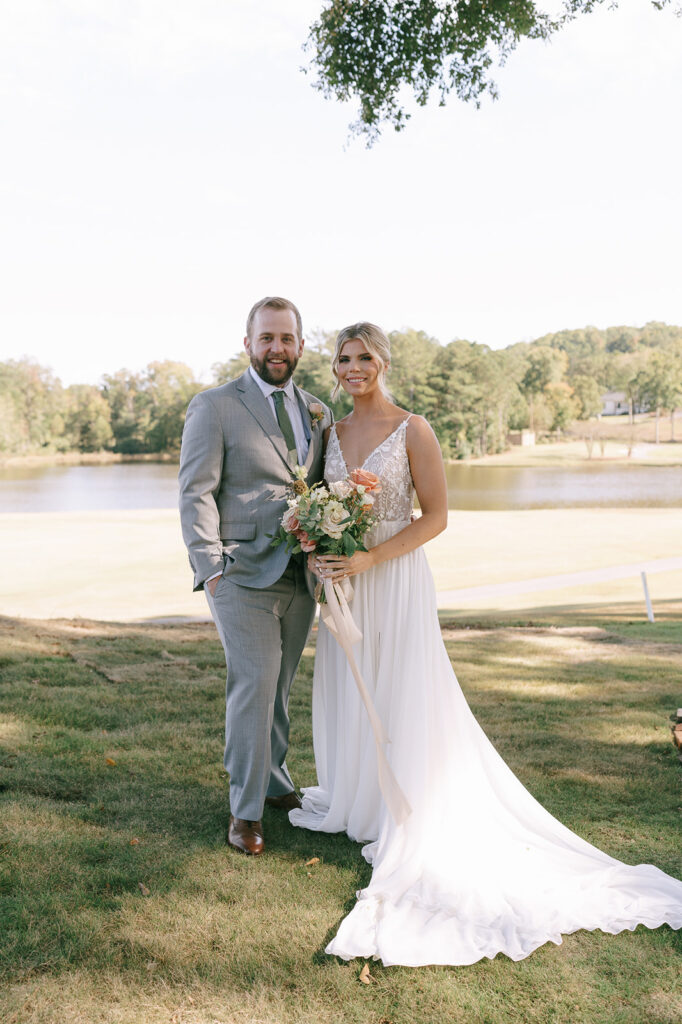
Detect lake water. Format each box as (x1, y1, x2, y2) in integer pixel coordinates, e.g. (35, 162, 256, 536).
(1, 461, 681, 513)
(443, 463, 682, 511)
(0, 463, 180, 513)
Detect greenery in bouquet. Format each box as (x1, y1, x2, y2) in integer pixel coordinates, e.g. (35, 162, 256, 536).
(271, 464, 381, 559)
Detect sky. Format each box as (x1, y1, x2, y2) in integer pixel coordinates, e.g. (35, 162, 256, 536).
(1, 0, 681, 386)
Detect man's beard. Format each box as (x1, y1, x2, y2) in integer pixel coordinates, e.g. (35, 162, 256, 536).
(250, 351, 300, 386)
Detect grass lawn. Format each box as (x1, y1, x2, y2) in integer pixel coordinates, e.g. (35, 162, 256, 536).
(2, 507, 681, 621)
(467, 414, 682, 466)
(1, 613, 681, 1024)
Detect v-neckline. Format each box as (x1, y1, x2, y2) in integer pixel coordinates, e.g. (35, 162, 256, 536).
(333, 417, 410, 474)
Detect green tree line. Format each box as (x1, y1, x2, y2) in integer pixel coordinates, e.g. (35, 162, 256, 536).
(2, 322, 681, 460)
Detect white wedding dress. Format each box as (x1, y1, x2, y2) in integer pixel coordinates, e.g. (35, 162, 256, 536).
(289, 419, 682, 967)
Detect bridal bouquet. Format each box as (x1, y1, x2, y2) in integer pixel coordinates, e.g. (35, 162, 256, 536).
(271, 465, 381, 559)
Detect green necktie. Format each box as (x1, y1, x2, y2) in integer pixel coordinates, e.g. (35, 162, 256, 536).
(272, 390, 298, 466)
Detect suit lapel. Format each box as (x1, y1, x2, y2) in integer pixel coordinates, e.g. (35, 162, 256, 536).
(235, 371, 292, 473)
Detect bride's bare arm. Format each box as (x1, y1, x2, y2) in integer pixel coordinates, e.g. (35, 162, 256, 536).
(316, 416, 448, 580)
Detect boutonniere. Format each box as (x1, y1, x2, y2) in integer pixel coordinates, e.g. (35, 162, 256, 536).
(308, 402, 324, 427)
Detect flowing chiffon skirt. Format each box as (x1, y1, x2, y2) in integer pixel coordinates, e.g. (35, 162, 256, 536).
(290, 520, 682, 967)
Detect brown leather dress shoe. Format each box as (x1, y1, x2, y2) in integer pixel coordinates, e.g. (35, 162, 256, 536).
(264, 791, 302, 811)
(228, 816, 264, 855)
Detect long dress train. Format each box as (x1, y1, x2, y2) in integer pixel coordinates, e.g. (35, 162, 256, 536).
(289, 419, 682, 967)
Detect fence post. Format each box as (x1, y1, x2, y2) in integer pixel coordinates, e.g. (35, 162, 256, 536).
(640, 571, 655, 623)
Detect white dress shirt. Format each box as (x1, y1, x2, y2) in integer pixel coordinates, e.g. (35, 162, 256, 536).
(248, 365, 309, 465)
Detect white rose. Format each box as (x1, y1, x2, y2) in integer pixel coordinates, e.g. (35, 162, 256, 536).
(315, 486, 329, 500)
(320, 499, 349, 539)
(360, 492, 375, 506)
(329, 479, 353, 500)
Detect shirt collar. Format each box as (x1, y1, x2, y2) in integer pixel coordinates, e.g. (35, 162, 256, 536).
(249, 364, 297, 402)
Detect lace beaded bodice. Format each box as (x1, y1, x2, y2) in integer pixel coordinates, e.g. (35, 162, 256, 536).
(325, 417, 414, 523)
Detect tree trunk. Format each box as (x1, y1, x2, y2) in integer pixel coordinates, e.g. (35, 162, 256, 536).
(655, 407, 660, 444)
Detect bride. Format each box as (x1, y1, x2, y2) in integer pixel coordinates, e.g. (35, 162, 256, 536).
(289, 321, 682, 967)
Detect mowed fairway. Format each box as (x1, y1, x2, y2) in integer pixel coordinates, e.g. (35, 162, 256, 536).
(1, 507, 681, 621)
(1, 613, 681, 1024)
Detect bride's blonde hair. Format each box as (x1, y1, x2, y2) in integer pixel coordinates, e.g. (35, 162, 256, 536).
(331, 322, 392, 401)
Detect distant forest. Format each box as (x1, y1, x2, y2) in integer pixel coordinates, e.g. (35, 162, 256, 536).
(2, 322, 682, 460)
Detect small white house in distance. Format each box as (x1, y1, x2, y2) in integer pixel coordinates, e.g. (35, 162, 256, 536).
(508, 430, 536, 446)
(601, 390, 630, 415)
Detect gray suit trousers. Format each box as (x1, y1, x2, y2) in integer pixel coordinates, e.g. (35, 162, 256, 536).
(206, 559, 316, 821)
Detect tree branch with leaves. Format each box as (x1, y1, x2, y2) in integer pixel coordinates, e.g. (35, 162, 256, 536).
(305, 0, 676, 142)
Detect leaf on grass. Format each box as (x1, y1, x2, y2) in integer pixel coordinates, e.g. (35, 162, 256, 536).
(160, 650, 190, 665)
(358, 962, 373, 984)
(105, 757, 117, 766)
(129, 838, 140, 846)
(138, 882, 151, 896)
(305, 857, 320, 867)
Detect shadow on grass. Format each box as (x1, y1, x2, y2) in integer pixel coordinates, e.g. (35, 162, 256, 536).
(0, 615, 376, 983)
(1, 612, 681, 1020)
(438, 596, 682, 631)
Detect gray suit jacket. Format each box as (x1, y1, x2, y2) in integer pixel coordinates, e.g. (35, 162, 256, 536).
(178, 370, 332, 591)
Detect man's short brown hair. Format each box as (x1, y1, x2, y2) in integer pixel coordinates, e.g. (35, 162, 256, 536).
(246, 297, 303, 341)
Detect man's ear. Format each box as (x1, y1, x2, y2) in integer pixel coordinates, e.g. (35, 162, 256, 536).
(298, 336, 305, 355)
(243, 335, 250, 352)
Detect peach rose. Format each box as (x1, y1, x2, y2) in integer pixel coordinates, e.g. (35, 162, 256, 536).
(308, 402, 325, 425)
(296, 530, 317, 552)
(281, 505, 300, 533)
(349, 468, 382, 492)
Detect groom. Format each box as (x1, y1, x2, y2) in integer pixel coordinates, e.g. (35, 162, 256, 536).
(179, 296, 332, 855)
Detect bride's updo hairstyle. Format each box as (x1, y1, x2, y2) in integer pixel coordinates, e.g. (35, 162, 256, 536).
(331, 322, 392, 401)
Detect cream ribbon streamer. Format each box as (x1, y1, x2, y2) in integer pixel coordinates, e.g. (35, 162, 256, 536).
(320, 578, 412, 826)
